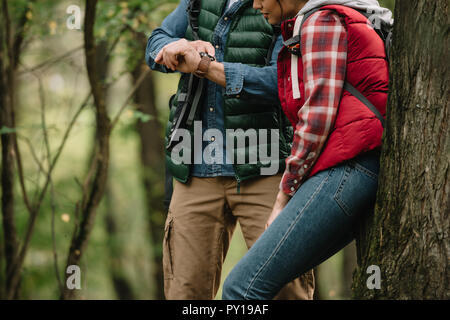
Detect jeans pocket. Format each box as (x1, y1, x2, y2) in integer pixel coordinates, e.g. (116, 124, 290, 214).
(163, 214, 174, 280)
(353, 161, 378, 180)
(352, 151, 380, 180)
(333, 162, 379, 217)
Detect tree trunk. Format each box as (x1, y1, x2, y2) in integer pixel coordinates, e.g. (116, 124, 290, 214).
(104, 181, 136, 300)
(1, 0, 21, 299)
(62, 0, 112, 300)
(95, 40, 135, 300)
(353, 0, 449, 299)
(342, 241, 357, 298)
(133, 64, 166, 300)
(0, 22, 19, 301)
(312, 267, 324, 300)
(130, 32, 166, 300)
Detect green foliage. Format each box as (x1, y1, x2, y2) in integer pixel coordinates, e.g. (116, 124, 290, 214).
(0, 126, 16, 134)
(379, 0, 395, 12)
(2, 0, 183, 299)
(96, 0, 178, 36)
(132, 109, 154, 123)
(2, 0, 399, 300)
(94, 0, 179, 71)
(9, 1, 65, 37)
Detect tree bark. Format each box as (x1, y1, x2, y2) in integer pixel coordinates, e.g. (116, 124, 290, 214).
(312, 267, 324, 300)
(342, 241, 357, 298)
(0, 0, 19, 298)
(104, 181, 136, 300)
(128, 30, 166, 299)
(353, 0, 449, 299)
(95, 39, 136, 300)
(0, 0, 29, 299)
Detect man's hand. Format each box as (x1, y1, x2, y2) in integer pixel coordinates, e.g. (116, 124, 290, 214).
(265, 191, 291, 229)
(189, 40, 215, 57)
(155, 39, 215, 73)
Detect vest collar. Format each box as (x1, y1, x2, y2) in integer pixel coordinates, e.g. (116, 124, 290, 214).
(280, 17, 298, 41)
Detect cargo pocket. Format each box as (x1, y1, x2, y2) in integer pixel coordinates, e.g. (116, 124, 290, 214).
(163, 214, 174, 280)
(333, 162, 378, 218)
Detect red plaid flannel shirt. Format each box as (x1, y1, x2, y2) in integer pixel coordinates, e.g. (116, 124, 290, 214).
(281, 10, 348, 196)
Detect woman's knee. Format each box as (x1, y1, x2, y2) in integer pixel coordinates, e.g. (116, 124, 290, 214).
(222, 270, 247, 300)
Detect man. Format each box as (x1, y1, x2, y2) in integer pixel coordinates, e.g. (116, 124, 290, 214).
(145, 0, 314, 300)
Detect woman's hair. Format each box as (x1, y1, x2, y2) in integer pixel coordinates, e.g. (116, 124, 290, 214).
(276, 0, 284, 21)
(276, 0, 309, 21)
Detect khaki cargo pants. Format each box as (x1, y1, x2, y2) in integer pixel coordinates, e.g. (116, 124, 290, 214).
(163, 174, 315, 300)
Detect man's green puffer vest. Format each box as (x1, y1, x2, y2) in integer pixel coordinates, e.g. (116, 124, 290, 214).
(165, 0, 293, 184)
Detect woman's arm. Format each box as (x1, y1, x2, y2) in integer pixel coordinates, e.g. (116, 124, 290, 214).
(267, 10, 348, 227)
(280, 10, 348, 196)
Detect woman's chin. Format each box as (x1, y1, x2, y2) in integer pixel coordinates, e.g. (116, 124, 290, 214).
(266, 16, 280, 25)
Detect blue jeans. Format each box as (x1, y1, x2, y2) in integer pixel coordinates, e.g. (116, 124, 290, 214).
(222, 150, 380, 300)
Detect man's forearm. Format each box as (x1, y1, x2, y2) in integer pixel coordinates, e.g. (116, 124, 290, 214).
(203, 61, 278, 101)
(204, 61, 226, 88)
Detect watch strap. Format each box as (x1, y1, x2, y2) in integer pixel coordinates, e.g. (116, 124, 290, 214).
(194, 52, 215, 78)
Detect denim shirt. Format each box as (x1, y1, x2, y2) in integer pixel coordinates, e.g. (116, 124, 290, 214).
(145, 0, 282, 178)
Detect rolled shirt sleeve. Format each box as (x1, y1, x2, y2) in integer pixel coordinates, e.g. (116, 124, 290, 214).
(147, 1, 283, 103)
(145, 0, 188, 73)
(223, 35, 283, 103)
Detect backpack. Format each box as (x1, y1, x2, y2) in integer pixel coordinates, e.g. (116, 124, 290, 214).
(283, 7, 393, 128)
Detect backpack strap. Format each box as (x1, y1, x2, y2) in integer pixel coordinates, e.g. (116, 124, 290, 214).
(165, 0, 202, 209)
(283, 7, 387, 127)
(283, 8, 320, 56)
(354, 9, 393, 62)
(167, 0, 205, 151)
(187, 0, 201, 40)
(345, 9, 389, 127)
(344, 82, 386, 128)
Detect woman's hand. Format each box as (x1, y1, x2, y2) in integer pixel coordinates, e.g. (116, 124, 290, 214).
(265, 191, 291, 229)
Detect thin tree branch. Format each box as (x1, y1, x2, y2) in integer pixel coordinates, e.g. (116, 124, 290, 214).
(35, 73, 64, 294)
(17, 46, 83, 76)
(111, 68, 151, 129)
(6, 92, 91, 299)
(12, 131, 32, 213)
(18, 135, 48, 176)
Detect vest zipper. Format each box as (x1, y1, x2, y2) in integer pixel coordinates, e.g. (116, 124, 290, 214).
(235, 175, 241, 194)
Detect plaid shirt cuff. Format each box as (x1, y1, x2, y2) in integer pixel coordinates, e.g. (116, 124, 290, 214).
(280, 171, 301, 196)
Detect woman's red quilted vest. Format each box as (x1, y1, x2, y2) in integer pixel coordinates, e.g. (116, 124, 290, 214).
(278, 5, 389, 177)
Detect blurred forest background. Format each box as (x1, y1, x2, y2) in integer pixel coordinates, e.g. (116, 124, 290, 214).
(0, 0, 395, 300)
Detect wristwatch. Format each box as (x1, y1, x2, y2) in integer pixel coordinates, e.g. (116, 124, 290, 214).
(195, 52, 215, 78)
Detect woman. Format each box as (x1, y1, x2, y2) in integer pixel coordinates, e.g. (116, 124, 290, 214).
(222, 0, 393, 299)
